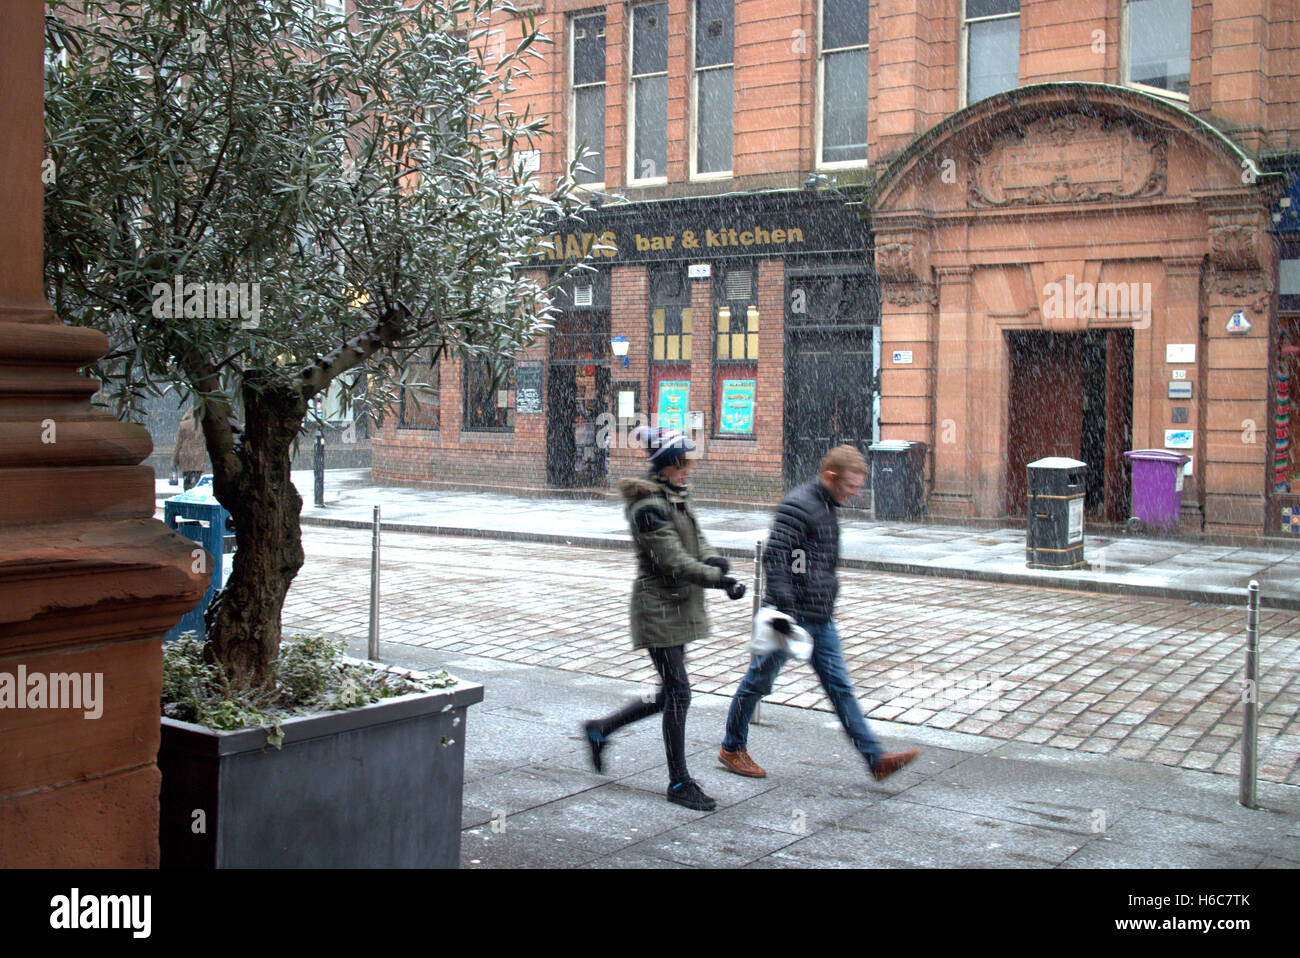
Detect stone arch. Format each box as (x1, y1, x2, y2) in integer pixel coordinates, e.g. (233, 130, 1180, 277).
(862, 82, 1281, 531)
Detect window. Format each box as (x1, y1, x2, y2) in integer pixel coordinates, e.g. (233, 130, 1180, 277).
(713, 267, 758, 436)
(399, 350, 440, 430)
(571, 13, 606, 185)
(321, 0, 344, 15)
(651, 269, 692, 362)
(693, 0, 733, 176)
(964, 0, 1019, 105)
(630, 3, 668, 181)
(463, 358, 515, 431)
(819, 0, 869, 166)
(1125, 0, 1190, 98)
(714, 268, 758, 360)
(1280, 244, 1300, 312)
(650, 268, 691, 431)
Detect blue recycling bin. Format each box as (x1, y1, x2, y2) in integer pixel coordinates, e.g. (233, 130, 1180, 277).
(164, 477, 234, 641)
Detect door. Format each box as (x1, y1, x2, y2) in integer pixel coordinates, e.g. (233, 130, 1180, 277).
(785, 326, 875, 484)
(546, 311, 611, 488)
(784, 270, 878, 485)
(1006, 332, 1082, 514)
(545, 365, 576, 486)
(1006, 330, 1132, 519)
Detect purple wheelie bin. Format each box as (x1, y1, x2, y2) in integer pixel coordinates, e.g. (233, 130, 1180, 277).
(1123, 449, 1191, 534)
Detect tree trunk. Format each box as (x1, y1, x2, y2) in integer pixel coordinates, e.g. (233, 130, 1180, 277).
(205, 380, 309, 689)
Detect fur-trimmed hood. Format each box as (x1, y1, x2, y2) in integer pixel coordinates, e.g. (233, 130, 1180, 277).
(617, 475, 662, 502)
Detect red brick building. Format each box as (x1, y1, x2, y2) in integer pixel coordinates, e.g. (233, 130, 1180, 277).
(371, 0, 1300, 535)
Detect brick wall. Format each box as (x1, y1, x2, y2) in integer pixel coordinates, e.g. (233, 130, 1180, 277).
(496, 1, 1300, 192)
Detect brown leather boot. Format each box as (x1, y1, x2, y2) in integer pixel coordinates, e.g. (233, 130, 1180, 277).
(871, 749, 920, 781)
(718, 748, 767, 778)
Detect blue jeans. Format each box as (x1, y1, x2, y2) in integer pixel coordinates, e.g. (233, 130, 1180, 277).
(721, 619, 885, 768)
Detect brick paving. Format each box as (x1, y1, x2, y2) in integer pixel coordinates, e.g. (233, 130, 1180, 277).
(283, 526, 1300, 786)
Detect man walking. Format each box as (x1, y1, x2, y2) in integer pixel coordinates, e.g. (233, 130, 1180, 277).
(718, 445, 919, 782)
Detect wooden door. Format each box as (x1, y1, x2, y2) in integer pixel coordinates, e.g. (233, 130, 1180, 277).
(1006, 332, 1083, 514)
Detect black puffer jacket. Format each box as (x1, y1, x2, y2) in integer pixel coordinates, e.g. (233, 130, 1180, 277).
(762, 479, 840, 624)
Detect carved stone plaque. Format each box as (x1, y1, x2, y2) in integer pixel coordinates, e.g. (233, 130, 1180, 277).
(969, 114, 1166, 208)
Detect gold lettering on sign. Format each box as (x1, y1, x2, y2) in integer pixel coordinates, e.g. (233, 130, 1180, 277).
(538, 225, 806, 259)
(968, 114, 1166, 208)
(534, 230, 618, 261)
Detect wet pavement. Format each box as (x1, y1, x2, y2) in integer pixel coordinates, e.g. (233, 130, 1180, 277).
(216, 469, 1300, 609)
(157, 471, 1300, 866)
(281, 525, 1300, 786)
(338, 635, 1300, 869)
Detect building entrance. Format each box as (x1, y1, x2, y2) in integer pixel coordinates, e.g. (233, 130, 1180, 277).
(546, 311, 611, 488)
(1006, 330, 1133, 521)
(784, 271, 878, 485)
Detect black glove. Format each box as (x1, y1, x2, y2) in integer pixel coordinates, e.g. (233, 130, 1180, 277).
(718, 575, 746, 600)
(769, 615, 792, 635)
(704, 556, 730, 575)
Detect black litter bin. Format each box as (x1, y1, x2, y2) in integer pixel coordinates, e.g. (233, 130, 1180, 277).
(869, 440, 927, 520)
(1025, 457, 1087, 569)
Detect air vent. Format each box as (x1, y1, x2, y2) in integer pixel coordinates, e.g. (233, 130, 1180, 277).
(726, 270, 752, 301)
(574, 284, 594, 307)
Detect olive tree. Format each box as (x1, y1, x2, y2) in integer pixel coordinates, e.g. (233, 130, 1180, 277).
(45, 0, 583, 686)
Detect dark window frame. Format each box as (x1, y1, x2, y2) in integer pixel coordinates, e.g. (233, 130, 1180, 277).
(1124, 0, 1191, 100)
(963, 0, 1020, 106)
(711, 263, 759, 440)
(571, 11, 607, 185)
(630, 1, 669, 182)
(819, 0, 870, 167)
(461, 356, 516, 432)
(692, 0, 734, 177)
(398, 348, 441, 431)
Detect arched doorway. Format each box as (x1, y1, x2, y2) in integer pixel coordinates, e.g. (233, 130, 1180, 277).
(867, 82, 1280, 533)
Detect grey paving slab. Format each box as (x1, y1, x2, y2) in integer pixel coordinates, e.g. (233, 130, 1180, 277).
(1059, 834, 1268, 869)
(576, 848, 696, 869)
(630, 818, 805, 868)
(461, 763, 605, 828)
(758, 800, 1093, 868)
(704, 781, 883, 835)
(463, 782, 698, 868)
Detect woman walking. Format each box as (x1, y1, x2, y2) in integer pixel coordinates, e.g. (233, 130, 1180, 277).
(172, 406, 209, 490)
(582, 427, 747, 811)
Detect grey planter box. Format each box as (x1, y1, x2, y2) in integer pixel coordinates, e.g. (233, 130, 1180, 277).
(159, 672, 484, 868)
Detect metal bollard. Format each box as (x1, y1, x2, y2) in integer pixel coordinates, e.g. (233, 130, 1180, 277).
(313, 427, 325, 508)
(1239, 580, 1259, 809)
(368, 504, 381, 661)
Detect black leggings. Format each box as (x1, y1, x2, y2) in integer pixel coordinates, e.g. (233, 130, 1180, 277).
(593, 645, 692, 784)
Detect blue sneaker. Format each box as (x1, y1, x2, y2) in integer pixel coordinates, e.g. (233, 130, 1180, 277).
(583, 722, 607, 774)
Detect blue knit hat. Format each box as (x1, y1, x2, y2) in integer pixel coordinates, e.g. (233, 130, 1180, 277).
(633, 425, 695, 472)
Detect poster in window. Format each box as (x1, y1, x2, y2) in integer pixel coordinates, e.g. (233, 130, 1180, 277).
(515, 362, 542, 413)
(718, 380, 756, 434)
(656, 381, 690, 431)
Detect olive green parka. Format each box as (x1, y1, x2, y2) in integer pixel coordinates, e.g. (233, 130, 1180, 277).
(618, 473, 725, 650)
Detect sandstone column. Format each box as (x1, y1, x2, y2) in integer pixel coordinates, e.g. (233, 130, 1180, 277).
(0, 0, 207, 867)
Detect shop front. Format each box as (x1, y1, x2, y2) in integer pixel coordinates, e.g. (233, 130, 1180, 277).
(372, 190, 879, 503)
(868, 83, 1282, 536)
(1268, 164, 1300, 535)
